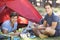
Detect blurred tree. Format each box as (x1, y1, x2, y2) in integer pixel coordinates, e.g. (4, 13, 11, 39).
(42, 0, 56, 7)
(29, 0, 33, 4)
(34, 0, 37, 6)
(29, 0, 37, 6)
(42, 0, 46, 7)
(29, 0, 57, 7)
(46, 0, 49, 3)
(52, 0, 56, 7)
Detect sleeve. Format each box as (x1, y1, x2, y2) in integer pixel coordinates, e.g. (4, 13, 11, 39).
(39, 19, 44, 24)
(2, 22, 8, 31)
(52, 16, 59, 22)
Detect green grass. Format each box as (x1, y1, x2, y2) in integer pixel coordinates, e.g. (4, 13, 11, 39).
(0, 28, 60, 40)
(19, 27, 60, 40)
(20, 37, 60, 40)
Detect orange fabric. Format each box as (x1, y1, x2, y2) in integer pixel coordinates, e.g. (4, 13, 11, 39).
(18, 16, 28, 24)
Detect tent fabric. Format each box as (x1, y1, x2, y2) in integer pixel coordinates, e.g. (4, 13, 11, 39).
(6, 0, 42, 23)
(0, 0, 14, 2)
(0, 9, 28, 24)
(0, 0, 42, 23)
(0, 1, 6, 13)
(0, 8, 28, 24)
(0, 8, 10, 23)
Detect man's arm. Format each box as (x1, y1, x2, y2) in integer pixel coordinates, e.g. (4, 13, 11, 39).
(51, 22, 57, 29)
(38, 20, 47, 30)
(48, 16, 58, 29)
(45, 22, 57, 33)
(44, 22, 57, 36)
(43, 20, 47, 27)
(2, 29, 8, 34)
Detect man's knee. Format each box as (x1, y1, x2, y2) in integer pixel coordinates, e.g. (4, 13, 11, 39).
(45, 27, 56, 36)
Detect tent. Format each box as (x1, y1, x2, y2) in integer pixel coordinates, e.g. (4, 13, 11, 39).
(0, 0, 42, 23)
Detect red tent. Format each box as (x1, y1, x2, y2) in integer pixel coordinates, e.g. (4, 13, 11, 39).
(0, 0, 42, 23)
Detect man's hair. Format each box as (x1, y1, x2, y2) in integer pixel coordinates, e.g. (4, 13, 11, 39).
(44, 2, 52, 8)
(10, 12, 18, 17)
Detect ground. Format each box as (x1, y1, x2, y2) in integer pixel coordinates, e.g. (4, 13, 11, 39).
(19, 27, 60, 40)
(21, 36, 60, 40)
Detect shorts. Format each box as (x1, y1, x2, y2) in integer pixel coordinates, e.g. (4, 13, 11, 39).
(53, 30, 60, 37)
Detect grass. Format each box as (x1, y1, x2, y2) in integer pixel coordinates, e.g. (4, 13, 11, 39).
(0, 28, 60, 40)
(17, 28, 60, 40)
(20, 36, 60, 40)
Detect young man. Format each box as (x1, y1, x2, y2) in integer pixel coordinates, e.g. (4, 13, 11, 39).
(2, 12, 18, 34)
(32, 3, 60, 38)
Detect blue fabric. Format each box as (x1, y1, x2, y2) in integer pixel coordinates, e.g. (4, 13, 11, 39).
(44, 13, 60, 36)
(22, 21, 33, 33)
(44, 13, 60, 30)
(39, 19, 44, 25)
(21, 21, 36, 38)
(13, 37, 20, 40)
(54, 30, 60, 37)
(2, 20, 17, 33)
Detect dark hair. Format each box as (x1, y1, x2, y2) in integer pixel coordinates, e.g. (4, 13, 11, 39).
(44, 2, 52, 8)
(10, 12, 18, 17)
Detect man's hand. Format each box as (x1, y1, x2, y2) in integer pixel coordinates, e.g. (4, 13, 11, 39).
(38, 25, 46, 30)
(9, 32, 20, 36)
(45, 27, 56, 36)
(2, 29, 8, 34)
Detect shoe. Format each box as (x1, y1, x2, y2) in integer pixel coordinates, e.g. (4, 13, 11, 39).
(39, 34, 48, 39)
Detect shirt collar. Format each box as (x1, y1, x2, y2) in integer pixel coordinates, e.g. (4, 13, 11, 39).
(47, 12, 54, 17)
